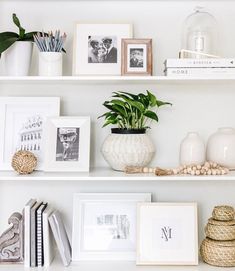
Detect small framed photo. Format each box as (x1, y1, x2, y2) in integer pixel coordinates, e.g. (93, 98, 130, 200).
(73, 23, 133, 75)
(0, 97, 60, 170)
(121, 39, 152, 76)
(44, 117, 90, 172)
(137, 202, 198, 265)
(72, 193, 151, 261)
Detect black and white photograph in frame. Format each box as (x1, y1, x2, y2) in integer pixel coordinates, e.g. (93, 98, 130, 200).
(73, 23, 132, 75)
(56, 127, 80, 161)
(0, 97, 60, 170)
(121, 39, 152, 76)
(44, 116, 90, 172)
(72, 193, 151, 261)
(137, 202, 198, 265)
(88, 36, 117, 64)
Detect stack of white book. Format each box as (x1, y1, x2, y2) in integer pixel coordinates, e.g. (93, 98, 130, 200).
(24, 199, 71, 268)
(164, 58, 235, 76)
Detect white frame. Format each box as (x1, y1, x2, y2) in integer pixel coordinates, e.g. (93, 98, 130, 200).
(73, 23, 133, 75)
(44, 116, 90, 172)
(0, 97, 60, 170)
(72, 193, 151, 261)
(137, 202, 198, 266)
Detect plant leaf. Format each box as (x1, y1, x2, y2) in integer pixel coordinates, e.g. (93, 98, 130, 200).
(0, 32, 18, 42)
(147, 90, 157, 107)
(156, 100, 172, 107)
(143, 110, 159, 122)
(0, 37, 18, 56)
(12, 13, 25, 39)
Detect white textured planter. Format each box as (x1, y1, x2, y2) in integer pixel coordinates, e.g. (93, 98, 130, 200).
(39, 52, 62, 76)
(5, 41, 33, 76)
(101, 130, 155, 171)
(207, 127, 235, 168)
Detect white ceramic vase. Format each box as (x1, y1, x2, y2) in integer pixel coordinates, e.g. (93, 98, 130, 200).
(101, 129, 155, 171)
(39, 52, 62, 76)
(5, 41, 33, 76)
(179, 132, 205, 166)
(207, 127, 235, 168)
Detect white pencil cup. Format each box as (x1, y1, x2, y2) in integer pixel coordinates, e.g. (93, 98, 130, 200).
(38, 52, 62, 76)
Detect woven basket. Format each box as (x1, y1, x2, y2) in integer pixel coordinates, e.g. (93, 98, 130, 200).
(200, 238, 235, 267)
(205, 218, 235, 241)
(212, 205, 235, 221)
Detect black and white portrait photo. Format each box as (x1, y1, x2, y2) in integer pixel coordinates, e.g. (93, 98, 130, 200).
(129, 48, 144, 68)
(88, 36, 117, 64)
(56, 127, 80, 161)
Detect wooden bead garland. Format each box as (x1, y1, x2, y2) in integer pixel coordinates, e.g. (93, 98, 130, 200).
(11, 151, 37, 174)
(125, 161, 229, 176)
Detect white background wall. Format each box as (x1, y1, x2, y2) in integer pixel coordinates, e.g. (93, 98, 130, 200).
(0, 0, 235, 245)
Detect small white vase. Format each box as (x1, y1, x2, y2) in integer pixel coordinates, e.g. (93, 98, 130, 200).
(207, 127, 235, 168)
(101, 129, 155, 171)
(179, 132, 205, 166)
(39, 52, 62, 76)
(5, 41, 33, 76)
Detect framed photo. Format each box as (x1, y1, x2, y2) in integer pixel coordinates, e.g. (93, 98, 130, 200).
(0, 97, 60, 170)
(72, 193, 151, 261)
(121, 39, 152, 76)
(44, 116, 90, 172)
(73, 23, 133, 75)
(137, 202, 198, 265)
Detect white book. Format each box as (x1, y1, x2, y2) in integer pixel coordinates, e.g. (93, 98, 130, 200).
(48, 210, 71, 267)
(165, 67, 235, 76)
(43, 206, 55, 267)
(24, 199, 37, 267)
(165, 58, 235, 68)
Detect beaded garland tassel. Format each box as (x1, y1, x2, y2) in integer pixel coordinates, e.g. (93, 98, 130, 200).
(125, 161, 229, 176)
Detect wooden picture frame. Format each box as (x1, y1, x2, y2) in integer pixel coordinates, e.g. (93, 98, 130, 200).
(137, 202, 198, 266)
(121, 39, 152, 76)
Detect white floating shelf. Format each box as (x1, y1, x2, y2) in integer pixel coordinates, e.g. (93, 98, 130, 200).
(0, 167, 234, 181)
(1, 75, 235, 85)
(0, 260, 228, 271)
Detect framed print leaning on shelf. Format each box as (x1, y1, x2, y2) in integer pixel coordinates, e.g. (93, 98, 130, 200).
(44, 116, 90, 172)
(72, 193, 151, 261)
(137, 202, 198, 265)
(73, 23, 133, 75)
(0, 97, 60, 170)
(121, 39, 152, 76)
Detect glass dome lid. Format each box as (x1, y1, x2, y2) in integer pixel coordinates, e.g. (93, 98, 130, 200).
(181, 7, 219, 58)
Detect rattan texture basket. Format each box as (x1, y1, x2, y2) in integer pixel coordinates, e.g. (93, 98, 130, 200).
(205, 218, 235, 241)
(200, 238, 235, 267)
(212, 205, 235, 221)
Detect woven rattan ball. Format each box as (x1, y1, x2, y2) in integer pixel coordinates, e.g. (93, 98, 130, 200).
(11, 151, 37, 174)
(212, 206, 235, 221)
(205, 218, 235, 241)
(200, 238, 235, 267)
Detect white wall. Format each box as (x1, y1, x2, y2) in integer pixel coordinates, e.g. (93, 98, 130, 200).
(0, 0, 235, 244)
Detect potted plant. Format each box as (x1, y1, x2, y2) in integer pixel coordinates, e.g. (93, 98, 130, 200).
(0, 14, 39, 76)
(99, 90, 172, 171)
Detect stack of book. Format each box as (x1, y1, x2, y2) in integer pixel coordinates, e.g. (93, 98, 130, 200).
(24, 199, 71, 268)
(164, 58, 235, 76)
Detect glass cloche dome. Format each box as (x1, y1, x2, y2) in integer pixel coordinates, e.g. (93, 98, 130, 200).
(181, 7, 218, 58)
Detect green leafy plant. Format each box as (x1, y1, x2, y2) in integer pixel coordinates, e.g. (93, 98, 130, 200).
(0, 13, 40, 57)
(99, 90, 172, 130)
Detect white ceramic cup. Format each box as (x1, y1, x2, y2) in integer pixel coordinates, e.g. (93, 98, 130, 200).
(39, 52, 62, 76)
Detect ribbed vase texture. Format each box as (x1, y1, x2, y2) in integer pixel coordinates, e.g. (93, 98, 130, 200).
(101, 134, 155, 171)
